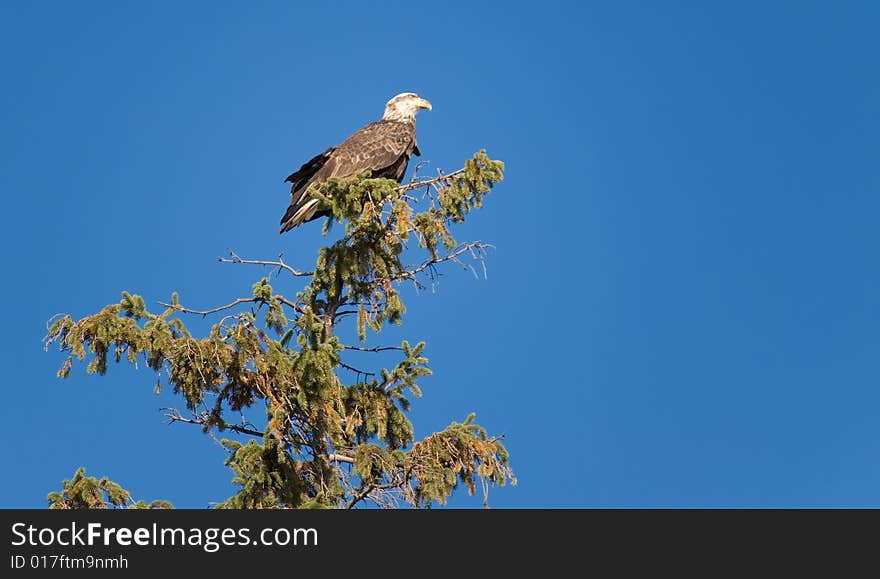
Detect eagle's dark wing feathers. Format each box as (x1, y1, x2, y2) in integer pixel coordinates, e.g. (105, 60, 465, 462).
(283, 147, 336, 215)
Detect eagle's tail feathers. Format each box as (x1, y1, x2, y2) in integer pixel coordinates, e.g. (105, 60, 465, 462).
(279, 198, 321, 234)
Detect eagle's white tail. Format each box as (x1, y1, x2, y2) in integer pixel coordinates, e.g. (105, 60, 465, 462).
(280, 198, 321, 233)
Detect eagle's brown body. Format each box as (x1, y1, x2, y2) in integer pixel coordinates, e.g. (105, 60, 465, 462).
(280, 93, 432, 233)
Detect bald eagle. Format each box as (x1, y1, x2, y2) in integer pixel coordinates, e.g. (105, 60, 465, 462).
(280, 93, 433, 233)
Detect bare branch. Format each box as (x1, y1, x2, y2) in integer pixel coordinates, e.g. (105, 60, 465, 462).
(275, 295, 306, 314)
(333, 310, 359, 317)
(346, 483, 374, 509)
(396, 168, 465, 195)
(159, 293, 304, 317)
(330, 453, 355, 464)
(158, 297, 258, 316)
(347, 476, 409, 509)
(397, 241, 492, 281)
(341, 345, 405, 353)
(338, 361, 375, 378)
(164, 408, 264, 438)
(219, 250, 313, 277)
(409, 160, 430, 183)
(165, 408, 355, 465)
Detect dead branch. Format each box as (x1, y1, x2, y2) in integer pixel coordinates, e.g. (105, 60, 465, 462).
(219, 250, 313, 277)
(159, 294, 304, 317)
(338, 361, 375, 378)
(275, 295, 306, 314)
(341, 345, 405, 352)
(164, 408, 264, 437)
(397, 241, 492, 281)
(396, 168, 465, 194)
(158, 297, 259, 316)
(164, 408, 355, 464)
(346, 483, 374, 509)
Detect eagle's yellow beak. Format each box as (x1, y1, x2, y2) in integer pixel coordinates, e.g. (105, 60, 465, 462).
(418, 98, 433, 111)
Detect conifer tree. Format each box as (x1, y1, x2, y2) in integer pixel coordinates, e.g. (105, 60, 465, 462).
(45, 151, 514, 509)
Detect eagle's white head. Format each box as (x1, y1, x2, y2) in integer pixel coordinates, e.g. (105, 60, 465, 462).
(382, 92, 432, 122)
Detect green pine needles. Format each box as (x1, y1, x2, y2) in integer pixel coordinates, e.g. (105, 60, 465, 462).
(48, 468, 172, 510)
(45, 150, 514, 509)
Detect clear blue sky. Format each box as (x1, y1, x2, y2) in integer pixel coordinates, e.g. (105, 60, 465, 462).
(2, 1, 879, 508)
